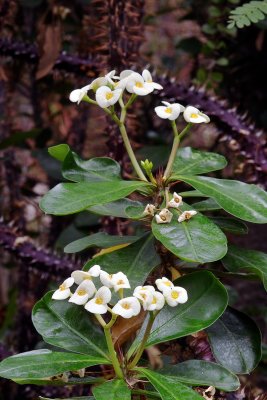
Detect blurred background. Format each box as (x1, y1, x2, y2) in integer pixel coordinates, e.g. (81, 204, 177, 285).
(0, 0, 266, 399)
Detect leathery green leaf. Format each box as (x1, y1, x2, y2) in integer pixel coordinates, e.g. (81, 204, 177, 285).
(129, 271, 227, 354)
(152, 204, 227, 263)
(40, 180, 150, 215)
(159, 360, 240, 391)
(137, 368, 203, 400)
(88, 198, 144, 218)
(0, 349, 108, 381)
(207, 307, 262, 373)
(211, 217, 248, 235)
(170, 147, 227, 177)
(32, 292, 109, 359)
(93, 379, 131, 400)
(178, 175, 267, 223)
(222, 245, 267, 290)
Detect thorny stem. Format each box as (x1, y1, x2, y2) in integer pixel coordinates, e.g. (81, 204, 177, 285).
(127, 312, 157, 370)
(163, 122, 192, 181)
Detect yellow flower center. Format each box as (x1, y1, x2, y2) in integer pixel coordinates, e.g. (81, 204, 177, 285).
(161, 216, 166, 221)
(77, 289, 87, 296)
(84, 276, 92, 280)
(105, 92, 114, 100)
(147, 79, 152, 83)
(164, 281, 172, 287)
(171, 291, 179, 299)
(135, 81, 143, 88)
(59, 284, 66, 291)
(190, 113, 198, 119)
(117, 279, 125, 285)
(95, 297, 104, 305)
(122, 302, 131, 310)
(141, 293, 147, 300)
(174, 198, 180, 203)
(185, 212, 192, 220)
(152, 296, 157, 304)
(165, 107, 172, 114)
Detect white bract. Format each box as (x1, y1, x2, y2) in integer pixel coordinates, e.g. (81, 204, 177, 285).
(112, 297, 141, 318)
(146, 291, 165, 311)
(69, 280, 96, 305)
(155, 208, 173, 224)
(164, 286, 188, 307)
(85, 286, 111, 315)
(178, 210, 197, 223)
(142, 69, 163, 91)
(133, 285, 154, 309)
(143, 204, 156, 216)
(99, 271, 114, 288)
(96, 86, 122, 108)
(126, 72, 154, 96)
(156, 277, 174, 293)
(155, 101, 185, 121)
(111, 272, 131, 292)
(183, 106, 210, 124)
(168, 192, 183, 208)
(52, 277, 74, 300)
(69, 85, 91, 104)
(71, 265, 101, 285)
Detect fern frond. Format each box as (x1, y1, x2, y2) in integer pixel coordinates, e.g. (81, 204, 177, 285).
(228, 0, 267, 29)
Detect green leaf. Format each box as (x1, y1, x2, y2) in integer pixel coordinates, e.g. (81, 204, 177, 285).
(16, 375, 103, 386)
(40, 181, 150, 215)
(152, 204, 227, 263)
(137, 368, 203, 400)
(192, 198, 221, 211)
(159, 360, 240, 391)
(48, 144, 70, 162)
(88, 198, 144, 218)
(179, 190, 209, 198)
(62, 152, 121, 183)
(130, 271, 227, 354)
(211, 217, 248, 234)
(178, 175, 267, 223)
(93, 379, 131, 400)
(0, 349, 108, 382)
(207, 307, 262, 373)
(222, 245, 267, 290)
(170, 147, 227, 178)
(84, 234, 160, 290)
(32, 292, 109, 359)
(64, 232, 139, 253)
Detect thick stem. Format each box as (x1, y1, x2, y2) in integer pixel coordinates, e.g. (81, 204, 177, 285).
(104, 327, 124, 379)
(127, 312, 156, 370)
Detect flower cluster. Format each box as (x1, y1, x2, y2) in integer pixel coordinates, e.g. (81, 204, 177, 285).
(144, 192, 197, 224)
(52, 265, 188, 319)
(69, 69, 210, 124)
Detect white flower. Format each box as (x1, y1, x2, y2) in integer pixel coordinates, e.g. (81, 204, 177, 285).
(69, 280, 96, 305)
(111, 272, 131, 292)
(85, 286, 111, 314)
(69, 85, 91, 104)
(178, 210, 197, 223)
(183, 106, 210, 124)
(52, 277, 74, 300)
(168, 192, 183, 208)
(155, 208, 173, 224)
(90, 77, 108, 91)
(112, 297, 141, 318)
(155, 101, 185, 121)
(133, 285, 154, 309)
(126, 72, 153, 96)
(105, 70, 117, 84)
(143, 204, 156, 216)
(71, 265, 101, 285)
(142, 69, 163, 91)
(99, 271, 114, 288)
(156, 277, 174, 293)
(164, 286, 188, 307)
(95, 86, 122, 108)
(146, 291, 165, 311)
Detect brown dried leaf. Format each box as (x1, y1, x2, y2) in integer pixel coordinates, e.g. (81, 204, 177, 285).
(112, 310, 146, 349)
(36, 22, 62, 80)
